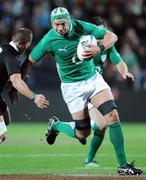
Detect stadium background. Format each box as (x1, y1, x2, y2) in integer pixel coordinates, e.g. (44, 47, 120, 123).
(1, 0, 146, 122)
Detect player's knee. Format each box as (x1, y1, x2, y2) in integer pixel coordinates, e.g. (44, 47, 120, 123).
(98, 100, 119, 123)
(74, 117, 91, 139)
(0, 132, 7, 144)
(108, 109, 119, 123)
(94, 128, 106, 136)
(94, 123, 107, 131)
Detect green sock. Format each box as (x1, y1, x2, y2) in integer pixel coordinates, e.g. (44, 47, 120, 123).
(53, 121, 76, 138)
(85, 132, 104, 163)
(108, 122, 127, 166)
(85, 123, 104, 163)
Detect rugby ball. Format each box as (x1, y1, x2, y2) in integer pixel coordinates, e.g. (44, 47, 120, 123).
(77, 35, 97, 61)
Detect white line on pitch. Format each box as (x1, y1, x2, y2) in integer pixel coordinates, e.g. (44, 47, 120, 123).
(0, 153, 146, 157)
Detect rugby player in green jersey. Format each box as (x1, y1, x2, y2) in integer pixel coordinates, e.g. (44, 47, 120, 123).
(21, 8, 143, 175)
(46, 16, 135, 169)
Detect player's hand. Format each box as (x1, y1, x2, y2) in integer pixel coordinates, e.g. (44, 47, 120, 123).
(81, 44, 100, 60)
(34, 94, 49, 108)
(122, 72, 134, 82)
(8, 88, 20, 105)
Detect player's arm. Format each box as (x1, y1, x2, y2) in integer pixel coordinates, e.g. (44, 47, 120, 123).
(101, 31, 117, 51)
(109, 46, 134, 81)
(116, 61, 134, 81)
(9, 73, 49, 108)
(79, 21, 118, 59)
(9, 56, 34, 105)
(9, 36, 50, 105)
(77, 20, 118, 50)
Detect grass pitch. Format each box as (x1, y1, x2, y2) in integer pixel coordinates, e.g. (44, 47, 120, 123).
(0, 123, 145, 175)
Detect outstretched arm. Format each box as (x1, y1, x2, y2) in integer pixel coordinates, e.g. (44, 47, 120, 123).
(9, 56, 34, 105)
(9, 73, 49, 108)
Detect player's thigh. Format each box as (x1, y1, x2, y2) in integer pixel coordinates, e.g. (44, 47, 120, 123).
(90, 88, 114, 108)
(89, 107, 107, 130)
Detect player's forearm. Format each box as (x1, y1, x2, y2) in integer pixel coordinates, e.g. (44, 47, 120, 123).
(102, 32, 118, 50)
(11, 78, 34, 100)
(116, 61, 128, 75)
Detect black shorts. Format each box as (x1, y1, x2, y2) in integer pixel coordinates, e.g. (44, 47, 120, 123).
(0, 93, 7, 115)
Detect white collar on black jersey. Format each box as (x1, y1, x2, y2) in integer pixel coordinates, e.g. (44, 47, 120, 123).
(9, 41, 19, 52)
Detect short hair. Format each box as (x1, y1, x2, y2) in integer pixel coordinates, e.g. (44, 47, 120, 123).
(90, 16, 107, 27)
(13, 28, 33, 45)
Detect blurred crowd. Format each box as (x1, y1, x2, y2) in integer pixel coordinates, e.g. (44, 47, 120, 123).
(0, 0, 146, 92)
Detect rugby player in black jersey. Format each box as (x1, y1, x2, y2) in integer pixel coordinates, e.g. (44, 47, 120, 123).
(0, 28, 49, 143)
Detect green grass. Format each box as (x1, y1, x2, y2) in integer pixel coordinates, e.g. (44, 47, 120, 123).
(0, 123, 145, 175)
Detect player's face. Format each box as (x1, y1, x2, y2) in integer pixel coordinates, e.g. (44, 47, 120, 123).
(52, 19, 70, 36)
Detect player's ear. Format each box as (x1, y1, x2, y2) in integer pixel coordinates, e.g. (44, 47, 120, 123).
(12, 36, 15, 41)
(26, 42, 31, 49)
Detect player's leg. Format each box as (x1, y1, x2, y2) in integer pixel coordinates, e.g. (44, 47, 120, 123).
(46, 80, 92, 145)
(0, 96, 8, 143)
(91, 88, 143, 175)
(91, 89, 127, 165)
(45, 116, 76, 145)
(0, 116, 7, 143)
(3, 107, 11, 126)
(0, 96, 11, 126)
(84, 106, 107, 166)
(45, 108, 90, 145)
(71, 107, 91, 141)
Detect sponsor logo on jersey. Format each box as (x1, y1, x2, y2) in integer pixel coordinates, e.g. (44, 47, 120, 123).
(58, 46, 67, 52)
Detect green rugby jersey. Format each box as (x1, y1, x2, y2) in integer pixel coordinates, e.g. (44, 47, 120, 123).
(30, 19, 108, 83)
(94, 46, 122, 74)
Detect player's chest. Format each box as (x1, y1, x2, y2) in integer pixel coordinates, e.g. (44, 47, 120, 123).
(52, 38, 79, 58)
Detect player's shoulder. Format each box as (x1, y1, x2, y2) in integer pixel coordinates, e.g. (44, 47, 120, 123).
(75, 19, 95, 27)
(0, 43, 16, 55)
(41, 28, 58, 43)
(74, 19, 102, 32)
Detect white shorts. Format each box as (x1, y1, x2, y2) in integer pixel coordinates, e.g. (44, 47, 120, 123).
(61, 73, 110, 113)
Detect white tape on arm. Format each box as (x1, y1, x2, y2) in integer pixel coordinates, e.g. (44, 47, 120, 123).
(0, 121, 7, 136)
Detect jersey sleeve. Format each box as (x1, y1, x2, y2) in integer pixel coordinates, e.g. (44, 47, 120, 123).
(77, 20, 108, 39)
(109, 46, 123, 65)
(4, 55, 20, 76)
(30, 34, 51, 63)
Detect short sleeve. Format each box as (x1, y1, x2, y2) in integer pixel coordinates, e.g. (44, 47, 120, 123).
(4, 55, 20, 76)
(109, 46, 123, 65)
